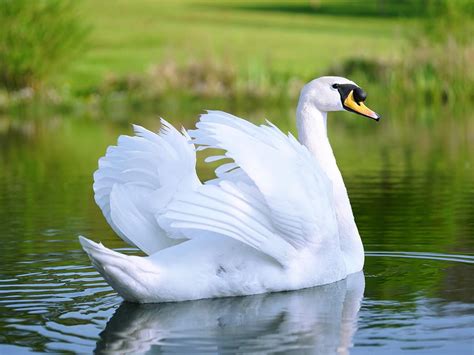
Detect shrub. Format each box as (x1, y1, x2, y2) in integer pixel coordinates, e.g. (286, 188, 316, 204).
(0, 0, 89, 90)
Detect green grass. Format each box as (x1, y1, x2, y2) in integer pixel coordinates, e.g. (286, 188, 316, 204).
(66, 0, 411, 93)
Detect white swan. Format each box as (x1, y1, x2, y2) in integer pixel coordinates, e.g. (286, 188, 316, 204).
(79, 76, 379, 303)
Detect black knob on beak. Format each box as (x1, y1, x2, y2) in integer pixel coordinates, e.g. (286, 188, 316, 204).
(353, 87, 367, 103)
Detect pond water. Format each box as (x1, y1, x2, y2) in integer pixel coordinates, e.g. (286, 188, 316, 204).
(0, 106, 473, 354)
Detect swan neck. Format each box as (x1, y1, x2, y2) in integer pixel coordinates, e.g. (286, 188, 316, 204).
(295, 98, 333, 174)
(296, 96, 364, 274)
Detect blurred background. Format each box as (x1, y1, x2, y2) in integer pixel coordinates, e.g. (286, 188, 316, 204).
(1, 0, 473, 114)
(0, 1, 473, 352)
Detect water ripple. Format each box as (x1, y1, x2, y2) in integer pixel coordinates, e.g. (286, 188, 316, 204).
(366, 251, 474, 264)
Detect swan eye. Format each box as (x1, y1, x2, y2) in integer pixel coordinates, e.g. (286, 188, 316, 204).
(332, 84, 339, 89)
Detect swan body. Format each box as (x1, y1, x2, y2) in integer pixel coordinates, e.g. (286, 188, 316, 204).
(80, 76, 379, 303)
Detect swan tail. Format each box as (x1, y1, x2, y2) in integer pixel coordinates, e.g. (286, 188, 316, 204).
(78, 236, 158, 302)
(79, 235, 128, 268)
(93, 119, 200, 255)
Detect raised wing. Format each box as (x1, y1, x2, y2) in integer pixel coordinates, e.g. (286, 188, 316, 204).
(93, 119, 200, 255)
(163, 179, 296, 265)
(163, 111, 339, 265)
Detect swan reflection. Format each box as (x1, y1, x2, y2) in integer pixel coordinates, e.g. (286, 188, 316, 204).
(96, 272, 364, 354)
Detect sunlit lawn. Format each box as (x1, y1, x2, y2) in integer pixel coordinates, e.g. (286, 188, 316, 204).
(67, 0, 412, 92)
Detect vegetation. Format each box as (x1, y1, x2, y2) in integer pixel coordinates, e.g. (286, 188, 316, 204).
(0, 0, 88, 90)
(0, 0, 472, 114)
(67, 0, 406, 93)
(331, 0, 474, 107)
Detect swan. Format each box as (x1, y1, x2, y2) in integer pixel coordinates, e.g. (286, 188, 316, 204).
(79, 76, 379, 303)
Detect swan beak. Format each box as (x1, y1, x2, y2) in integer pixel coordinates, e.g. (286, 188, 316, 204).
(344, 90, 380, 121)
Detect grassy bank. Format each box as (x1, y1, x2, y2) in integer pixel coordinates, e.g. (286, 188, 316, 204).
(67, 0, 408, 93)
(1, 0, 472, 116)
(0, 0, 409, 114)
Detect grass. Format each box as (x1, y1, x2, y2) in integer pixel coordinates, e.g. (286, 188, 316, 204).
(2, 0, 471, 114)
(65, 0, 410, 93)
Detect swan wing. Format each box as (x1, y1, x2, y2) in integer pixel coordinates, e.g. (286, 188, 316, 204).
(163, 111, 338, 265)
(94, 119, 200, 255)
(162, 179, 296, 265)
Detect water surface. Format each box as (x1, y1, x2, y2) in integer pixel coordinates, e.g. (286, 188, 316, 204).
(0, 108, 472, 353)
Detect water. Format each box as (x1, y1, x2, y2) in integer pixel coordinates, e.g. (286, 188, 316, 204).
(0, 108, 473, 353)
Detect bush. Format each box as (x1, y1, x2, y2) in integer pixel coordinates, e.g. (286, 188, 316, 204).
(0, 0, 89, 90)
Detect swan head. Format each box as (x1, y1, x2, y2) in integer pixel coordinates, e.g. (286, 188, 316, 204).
(301, 76, 380, 121)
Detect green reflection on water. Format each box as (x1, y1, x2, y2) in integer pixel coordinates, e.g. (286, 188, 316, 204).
(0, 101, 473, 352)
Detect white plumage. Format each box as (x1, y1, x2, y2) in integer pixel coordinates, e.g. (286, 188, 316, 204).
(92, 120, 199, 254)
(80, 76, 379, 303)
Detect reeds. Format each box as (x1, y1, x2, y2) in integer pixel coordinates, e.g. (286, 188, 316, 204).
(96, 58, 304, 102)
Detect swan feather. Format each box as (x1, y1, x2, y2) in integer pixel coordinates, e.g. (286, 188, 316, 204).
(172, 111, 339, 253)
(93, 119, 200, 255)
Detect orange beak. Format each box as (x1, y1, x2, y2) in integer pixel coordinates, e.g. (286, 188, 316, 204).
(343, 90, 380, 121)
